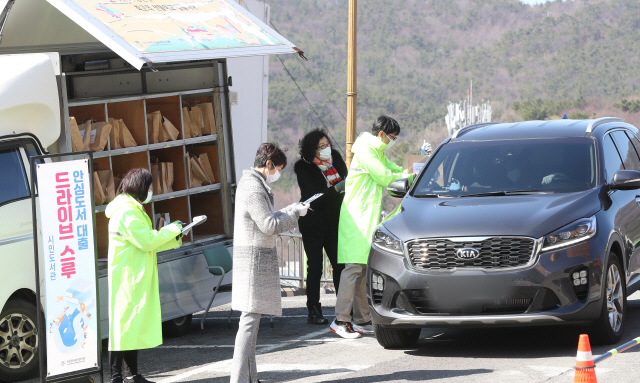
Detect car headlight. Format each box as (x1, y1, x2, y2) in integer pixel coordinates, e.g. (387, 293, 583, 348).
(542, 216, 597, 252)
(373, 226, 404, 255)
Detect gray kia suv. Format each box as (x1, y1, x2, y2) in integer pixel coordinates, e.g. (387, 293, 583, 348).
(368, 117, 640, 348)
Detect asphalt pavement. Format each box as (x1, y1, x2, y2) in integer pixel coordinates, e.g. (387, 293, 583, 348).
(23, 291, 640, 383)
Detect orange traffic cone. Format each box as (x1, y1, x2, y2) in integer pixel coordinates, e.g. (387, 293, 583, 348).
(574, 334, 597, 382)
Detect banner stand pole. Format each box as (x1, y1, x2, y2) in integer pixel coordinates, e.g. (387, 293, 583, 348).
(30, 154, 46, 383)
(30, 151, 103, 383)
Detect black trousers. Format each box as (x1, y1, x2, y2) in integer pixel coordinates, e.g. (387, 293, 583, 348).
(301, 228, 344, 309)
(109, 350, 139, 378)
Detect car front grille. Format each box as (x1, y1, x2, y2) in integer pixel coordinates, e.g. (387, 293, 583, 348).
(407, 237, 536, 270)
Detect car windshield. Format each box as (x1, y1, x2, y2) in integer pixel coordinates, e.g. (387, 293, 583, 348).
(413, 137, 597, 197)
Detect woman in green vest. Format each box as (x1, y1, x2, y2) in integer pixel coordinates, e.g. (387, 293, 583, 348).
(105, 168, 183, 383)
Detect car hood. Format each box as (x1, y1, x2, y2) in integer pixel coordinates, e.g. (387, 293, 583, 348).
(383, 189, 602, 240)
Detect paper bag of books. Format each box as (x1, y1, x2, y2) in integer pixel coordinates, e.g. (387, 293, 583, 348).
(201, 102, 216, 135)
(93, 172, 105, 206)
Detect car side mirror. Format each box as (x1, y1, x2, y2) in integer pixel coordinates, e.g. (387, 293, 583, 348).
(611, 170, 640, 190)
(388, 178, 410, 198)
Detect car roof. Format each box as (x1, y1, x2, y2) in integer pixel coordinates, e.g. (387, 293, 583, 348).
(453, 118, 636, 141)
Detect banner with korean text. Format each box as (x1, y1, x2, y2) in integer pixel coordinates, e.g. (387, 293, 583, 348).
(36, 159, 99, 378)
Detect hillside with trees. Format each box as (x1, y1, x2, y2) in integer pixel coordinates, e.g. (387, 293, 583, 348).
(263, 0, 640, 209)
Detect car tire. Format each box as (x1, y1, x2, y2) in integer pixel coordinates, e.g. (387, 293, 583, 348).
(162, 314, 193, 338)
(373, 324, 421, 349)
(589, 255, 626, 345)
(0, 299, 42, 382)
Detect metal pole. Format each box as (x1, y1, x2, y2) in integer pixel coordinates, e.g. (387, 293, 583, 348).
(345, 0, 357, 169)
(592, 336, 640, 365)
(30, 158, 46, 383)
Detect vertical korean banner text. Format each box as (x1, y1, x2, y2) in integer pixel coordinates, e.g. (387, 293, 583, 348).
(37, 159, 99, 378)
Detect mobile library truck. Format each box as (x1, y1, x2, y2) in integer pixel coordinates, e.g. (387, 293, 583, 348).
(0, 0, 298, 380)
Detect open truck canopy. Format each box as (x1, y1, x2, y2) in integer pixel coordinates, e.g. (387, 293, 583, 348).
(0, 0, 298, 70)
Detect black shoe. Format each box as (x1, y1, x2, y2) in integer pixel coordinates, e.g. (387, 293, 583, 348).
(125, 375, 155, 383)
(307, 303, 328, 325)
(110, 378, 124, 383)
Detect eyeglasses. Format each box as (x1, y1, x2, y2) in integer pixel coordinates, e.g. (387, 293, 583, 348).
(317, 142, 331, 150)
(385, 132, 398, 141)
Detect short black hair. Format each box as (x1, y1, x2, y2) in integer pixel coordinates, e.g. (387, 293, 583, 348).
(254, 142, 288, 169)
(371, 116, 400, 137)
(118, 168, 153, 202)
(299, 128, 331, 162)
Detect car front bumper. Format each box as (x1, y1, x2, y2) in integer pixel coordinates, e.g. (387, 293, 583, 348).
(367, 236, 607, 329)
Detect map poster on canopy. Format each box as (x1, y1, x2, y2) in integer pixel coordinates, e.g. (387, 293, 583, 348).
(71, 0, 286, 52)
(36, 159, 99, 378)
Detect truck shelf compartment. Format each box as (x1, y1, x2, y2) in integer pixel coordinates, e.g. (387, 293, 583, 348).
(153, 196, 191, 243)
(68, 104, 106, 125)
(111, 151, 149, 183)
(189, 194, 224, 242)
(106, 99, 147, 147)
(185, 143, 220, 185)
(181, 95, 216, 136)
(150, 146, 187, 194)
(95, 211, 109, 260)
(92, 157, 112, 207)
(145, 96, 183, 142)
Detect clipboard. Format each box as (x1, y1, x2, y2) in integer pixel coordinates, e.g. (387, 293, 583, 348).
(304, 193, 323, 205)
(182, 215, 207, 235)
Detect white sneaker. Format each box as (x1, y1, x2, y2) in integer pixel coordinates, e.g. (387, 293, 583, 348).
(352, 321, 374, 334)
(330, 319, 362, 339)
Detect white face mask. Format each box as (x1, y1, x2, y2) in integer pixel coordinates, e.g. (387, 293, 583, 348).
(383, 132, 396, 150)
(143, 190, 153, 204)
(318, 146, 331, 160)
(266, 163, 281, 184)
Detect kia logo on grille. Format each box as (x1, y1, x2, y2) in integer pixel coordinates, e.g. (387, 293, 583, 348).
(456, 248, 480, 260)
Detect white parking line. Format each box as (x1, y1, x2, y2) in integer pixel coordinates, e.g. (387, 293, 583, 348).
(157, 344, 278, 349)
(156, 328, 331, 383)
(199, 314, 334, 320)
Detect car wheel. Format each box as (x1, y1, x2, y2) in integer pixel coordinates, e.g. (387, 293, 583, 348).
(162, 314, 193, 338)
(0, 299, 41, 382)
(373, 324, 420, 349)
(590, 255, 626, 345)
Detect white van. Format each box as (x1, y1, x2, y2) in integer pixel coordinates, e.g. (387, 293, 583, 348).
(0, 0, 299, 380)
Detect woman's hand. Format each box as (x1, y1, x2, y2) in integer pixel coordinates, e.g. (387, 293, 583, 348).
(295, 203, 310, 216)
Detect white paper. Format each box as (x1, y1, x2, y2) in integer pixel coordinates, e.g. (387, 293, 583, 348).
(413, 162, 426, 173)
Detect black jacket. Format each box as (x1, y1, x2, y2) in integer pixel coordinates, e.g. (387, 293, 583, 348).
(294, 151, 348, 234)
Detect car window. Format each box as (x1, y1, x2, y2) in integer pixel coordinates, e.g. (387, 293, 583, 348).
(0, 143, 30, 206)
(624, 131, 640, 165)
(414, 137, 596, 196)
(603, 135, 624, 184)
(611, 131, 640, 171)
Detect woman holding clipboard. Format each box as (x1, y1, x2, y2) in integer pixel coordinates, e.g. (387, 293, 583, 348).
(294, 129, 348, 325)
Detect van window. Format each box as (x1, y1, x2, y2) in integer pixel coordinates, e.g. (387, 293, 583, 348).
(22, 139, 44, 186)
(0, 144, 30, 206)
(603, 135, 624, 184)
(611, 131, 640, 171)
